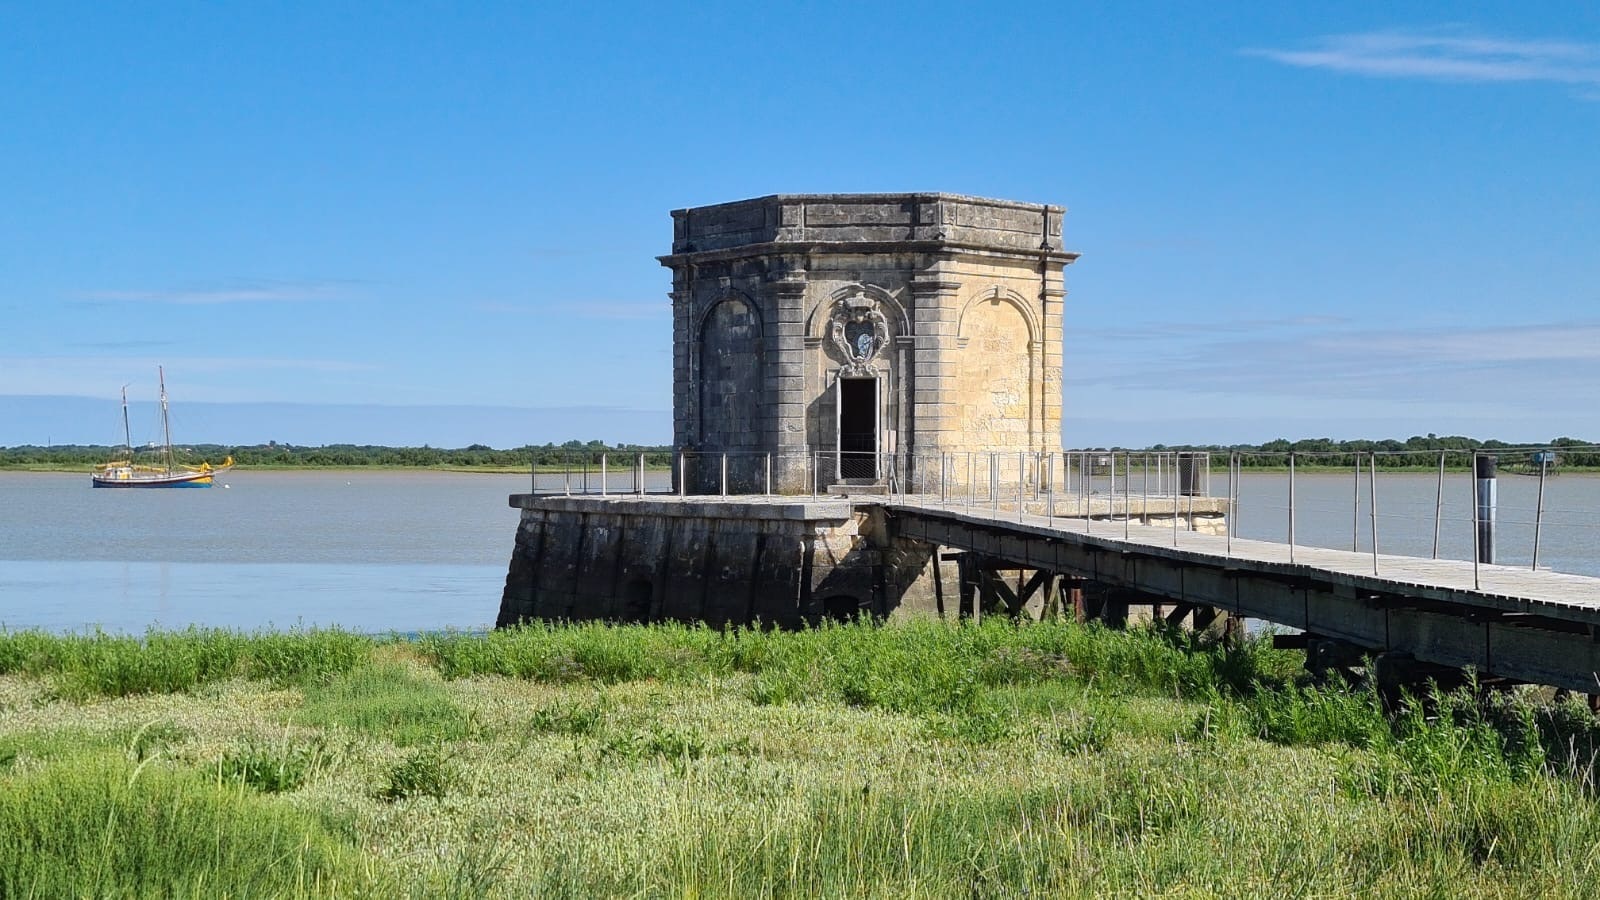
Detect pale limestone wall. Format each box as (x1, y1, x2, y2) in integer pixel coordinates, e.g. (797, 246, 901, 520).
(955, 296, 1032, 449)
(661, 194, 1075, 493)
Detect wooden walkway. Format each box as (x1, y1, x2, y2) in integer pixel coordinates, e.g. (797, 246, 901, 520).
(884, 497, 1600, 691)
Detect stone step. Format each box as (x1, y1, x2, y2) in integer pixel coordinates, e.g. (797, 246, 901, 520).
(827, 482, 890, 496)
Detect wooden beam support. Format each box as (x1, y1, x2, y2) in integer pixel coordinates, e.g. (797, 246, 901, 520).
(1165, 602, 1198, 627)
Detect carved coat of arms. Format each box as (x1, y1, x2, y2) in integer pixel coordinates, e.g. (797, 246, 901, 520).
(828, 298, 891, 376)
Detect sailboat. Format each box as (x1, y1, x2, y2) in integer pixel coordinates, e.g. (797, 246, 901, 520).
(91, 367, 234, 488)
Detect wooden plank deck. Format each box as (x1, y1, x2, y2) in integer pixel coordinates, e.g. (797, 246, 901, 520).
(885, 497, 1600, 626)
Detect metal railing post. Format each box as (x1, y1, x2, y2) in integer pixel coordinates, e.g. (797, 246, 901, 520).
(600, 453, 608, 497)
(1173, 458, 1180, 547)
(1123, 453, 1131, 540)
(765, 452, 772, 497)
(1141, 453, 1150, 532)
(1533, 453, 1548, 570)
(1108, 451, 1116, 531)
(564, 456, 572, 497)
(967, 452, 975, 511)
(678, 452, 686, 497)
(720, 452, 728, 498)
(1187, 479, 1194, 538)
(990, 453, 999, 515)
(811, 452, 819, 497)
(1352, 453, 1361, 552)
(1082, 451, 1091, 532)
(638, 452, 646, 495)
(1368, 452, 1379, 575)
(1471, 451, 1481, 589)
(1017, 451, 1025, 523)
(1432, 450, 1445, 559)
(1142, 451, 1150, 511)
(942, 453, 950, 507)
(1476, 454, 1497, 567)
(1226, 452, 1235, 558)
(1046, 453, 1055, 526)
(1287, 452, 1296, 564)
(939, 453, 947, 506)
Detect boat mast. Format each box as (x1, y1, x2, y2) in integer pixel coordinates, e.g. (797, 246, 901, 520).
(159, 366, 173, 475)
(119, 384, 131, 458)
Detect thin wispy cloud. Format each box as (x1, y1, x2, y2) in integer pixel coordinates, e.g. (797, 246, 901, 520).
(562, 302, 668, 321)
(475, 301, 667, 320)
(1079, 314, 1349, 343)
(1247, 28, 1600, 94)
(1070, 318, 1600, 409)
(78, 279, 355, 306)
(74, 339, 181, 351)
(0, 356, 379, 399)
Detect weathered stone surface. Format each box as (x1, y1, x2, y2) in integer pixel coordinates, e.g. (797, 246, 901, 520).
(496, 496, 947, 628)
(661, 193, 1078, 494)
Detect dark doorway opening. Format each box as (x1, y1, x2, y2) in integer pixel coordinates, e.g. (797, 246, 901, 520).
(622, 579, 653, 622)
(820, 594, 866, 623)
(839, 377, 877, 479)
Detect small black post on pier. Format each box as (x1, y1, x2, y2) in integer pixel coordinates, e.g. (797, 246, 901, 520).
(1475, 454, 1497, 565)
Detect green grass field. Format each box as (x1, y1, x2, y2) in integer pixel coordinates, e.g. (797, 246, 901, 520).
(4, 620, 1600, 897)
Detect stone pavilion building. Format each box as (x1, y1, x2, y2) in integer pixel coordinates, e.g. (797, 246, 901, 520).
(660, 193, 1077, 493)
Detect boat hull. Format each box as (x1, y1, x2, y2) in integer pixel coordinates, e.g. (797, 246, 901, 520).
(91, 468, 229, 488)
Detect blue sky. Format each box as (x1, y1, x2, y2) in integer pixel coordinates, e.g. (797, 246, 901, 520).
(2, 2, 1597, 448)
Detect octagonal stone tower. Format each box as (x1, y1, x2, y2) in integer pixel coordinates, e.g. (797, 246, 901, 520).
(660, 193, 1078, 494)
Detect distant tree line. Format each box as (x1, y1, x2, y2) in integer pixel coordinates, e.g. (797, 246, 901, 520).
(1136, 435, 1600, 469)
(0, 440, 677, 470)
(5, 435, 1598, 471)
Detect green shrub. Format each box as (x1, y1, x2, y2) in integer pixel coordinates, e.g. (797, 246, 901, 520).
(219, 736, 329, 793)
(603, 725, 707, 762)
(526, 698, 606, 736)
(1053, 709, 1115, 754)
(119, 721, 190, 763)
(297, 663, 469, 746)
(1245, 682, 1392, 750)
(378, 745, 454, 802)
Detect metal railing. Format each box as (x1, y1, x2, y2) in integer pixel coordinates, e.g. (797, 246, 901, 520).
(526, 448, 1212, 506)
(1225, 447, 1600, 585)
(521, 443, 1600, 582)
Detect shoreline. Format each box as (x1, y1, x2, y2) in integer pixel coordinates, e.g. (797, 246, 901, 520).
(5, 463, 1595, 476)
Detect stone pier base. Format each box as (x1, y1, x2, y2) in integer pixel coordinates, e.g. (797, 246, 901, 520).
(496, 495, 951, 628)
(496, 494, 1231, 628)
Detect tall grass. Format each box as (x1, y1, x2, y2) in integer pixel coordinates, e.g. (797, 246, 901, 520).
(11, 619, 1600, 895)
(296, 661, 471, 746)
(0, 626, 372, 698)
(420, 618, 1300, 709)
(0, 752, 367, 897)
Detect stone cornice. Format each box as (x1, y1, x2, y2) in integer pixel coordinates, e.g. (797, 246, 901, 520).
(668, 192, 1065, 218)
(660, 241, 1080, 269)
(908, 278, 966, 296)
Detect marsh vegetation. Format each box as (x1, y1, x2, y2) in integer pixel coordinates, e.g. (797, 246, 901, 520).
(4, 621, 1600, 896)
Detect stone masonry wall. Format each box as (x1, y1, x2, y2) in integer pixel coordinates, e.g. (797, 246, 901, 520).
(497, 496, 946, 629)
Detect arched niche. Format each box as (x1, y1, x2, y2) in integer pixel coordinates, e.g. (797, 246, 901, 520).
(953, 286, 1036, 450)
(955, 286, 1040, 346)
(805, 283, 912, 345)
(697, 295, 763, 447)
